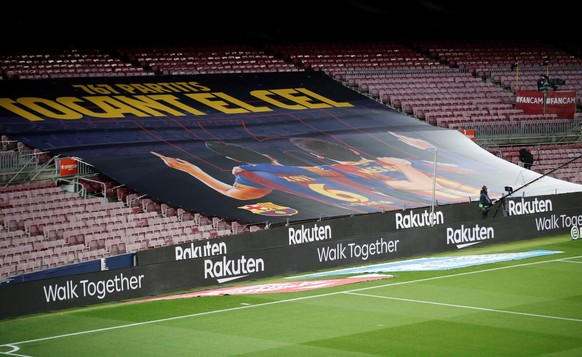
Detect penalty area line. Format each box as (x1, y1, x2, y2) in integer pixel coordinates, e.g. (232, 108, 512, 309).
(345, 291, 582, 323)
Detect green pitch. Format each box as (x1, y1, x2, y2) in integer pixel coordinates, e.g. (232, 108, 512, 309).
(1, 234, 581, 356)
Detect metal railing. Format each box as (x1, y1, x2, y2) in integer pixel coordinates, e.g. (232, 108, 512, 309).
(0, 151, 97, 186)
(455, 119, 582, 140)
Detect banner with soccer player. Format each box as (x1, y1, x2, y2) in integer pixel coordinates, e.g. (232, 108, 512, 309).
(1, 72, 581, 223)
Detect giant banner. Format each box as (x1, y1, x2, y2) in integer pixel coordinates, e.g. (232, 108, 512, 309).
(1, 73, 581, 224)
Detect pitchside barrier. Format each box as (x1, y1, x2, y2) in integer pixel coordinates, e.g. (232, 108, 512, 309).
(2, 191, 581, 319)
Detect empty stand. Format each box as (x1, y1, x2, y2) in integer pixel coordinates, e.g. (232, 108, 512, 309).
(0, 38, 580, 283)
(0, 179, 258, 280)
(0, 48, 151, 79)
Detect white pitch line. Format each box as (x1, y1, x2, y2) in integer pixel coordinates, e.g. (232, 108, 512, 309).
(345, 291, 582, 323)
(1, 254, 581, 352)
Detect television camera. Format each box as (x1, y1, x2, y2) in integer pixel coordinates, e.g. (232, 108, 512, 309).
(538, 74, 565, 90)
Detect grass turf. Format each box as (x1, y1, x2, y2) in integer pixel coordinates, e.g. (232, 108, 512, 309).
(1, 234, 581, 356)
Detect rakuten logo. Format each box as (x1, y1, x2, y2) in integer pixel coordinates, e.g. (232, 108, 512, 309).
(175, 241, 226, 261)
(204, 255, 265, 284)
(288, 224, 331, 245)
(395, 210, 443, 229)
(446, 224, 494, 248)
(507, 198, 552, 216)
